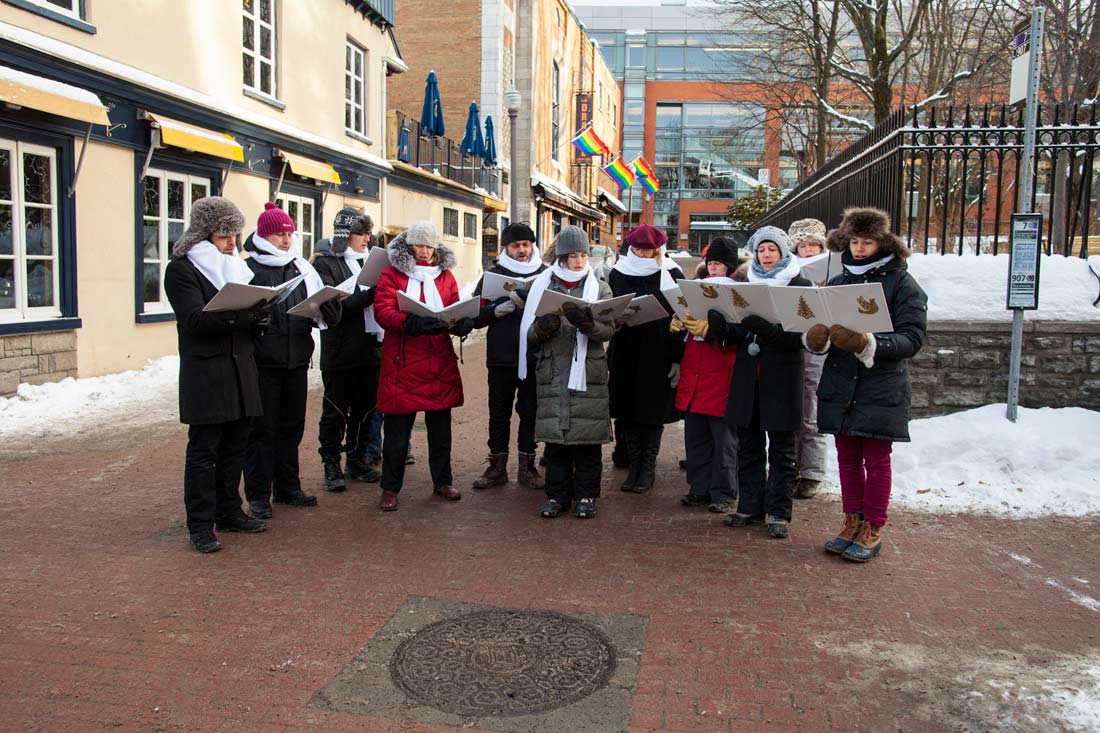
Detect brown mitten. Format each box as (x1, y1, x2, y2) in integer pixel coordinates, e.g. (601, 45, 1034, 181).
(829, 324, 869, 353)
(806, 323, 829, 352)
(533, 313, 561, 341)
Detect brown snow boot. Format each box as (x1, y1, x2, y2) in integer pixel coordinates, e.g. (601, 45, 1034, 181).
(472, 452, 509, 490)
(824, 512, 864, 555)
(517, 452, 544, 490)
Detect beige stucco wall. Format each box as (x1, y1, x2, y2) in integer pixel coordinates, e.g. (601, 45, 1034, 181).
(73, 140, 177, 378)
(385, 184, 484, 290)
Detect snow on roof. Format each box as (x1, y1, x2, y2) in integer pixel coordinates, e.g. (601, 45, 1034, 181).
(0, 64, 105, 109)
(0, 22, 392, 173)
(596, 186, 626, 213)
(531, 171, 585, 203)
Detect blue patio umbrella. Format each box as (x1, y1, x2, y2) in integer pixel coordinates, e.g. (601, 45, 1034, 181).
(419, 71, 445, 137)
(482, 115, 497, 167)
(459, 101, 485, 159)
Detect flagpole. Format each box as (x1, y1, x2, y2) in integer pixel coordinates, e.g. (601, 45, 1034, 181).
(627, 183, 634, 234)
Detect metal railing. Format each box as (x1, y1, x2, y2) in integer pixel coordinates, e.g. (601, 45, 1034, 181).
(392, 111, 503, 198)
(755, 103, 1100, 256)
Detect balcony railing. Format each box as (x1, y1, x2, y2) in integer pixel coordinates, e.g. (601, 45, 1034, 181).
(392, 110, 503, 199)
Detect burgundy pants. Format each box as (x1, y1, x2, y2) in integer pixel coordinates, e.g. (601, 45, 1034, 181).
(835, 434, 893, 528)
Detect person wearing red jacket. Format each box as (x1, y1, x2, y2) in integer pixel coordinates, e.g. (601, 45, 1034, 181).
(672, 238, 742, 514)
(372, 221, 474, 511)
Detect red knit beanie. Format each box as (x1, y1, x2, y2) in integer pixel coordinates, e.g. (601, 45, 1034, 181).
(256, 202, 295, 238)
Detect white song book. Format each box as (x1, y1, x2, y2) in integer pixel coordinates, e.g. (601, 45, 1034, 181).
(534, 290, 635, 321)
(618, 294, 670, 327)
(396, 291, 481, 325)
(286, 287, 350, 320)
(481, 271, 541, 300)
(201, 273, 306, 312)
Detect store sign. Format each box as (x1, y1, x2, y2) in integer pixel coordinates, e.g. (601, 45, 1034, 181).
(575, 93, 594, 160)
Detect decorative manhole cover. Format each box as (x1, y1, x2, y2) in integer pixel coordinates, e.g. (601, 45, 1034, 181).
(389, 609, 617, 716)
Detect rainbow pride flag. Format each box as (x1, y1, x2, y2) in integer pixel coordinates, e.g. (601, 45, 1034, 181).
(632, 156, 656, 180)
(602, 157, 635, 189)
(572, 127, 610, 156)
(638, 173, 660, 194)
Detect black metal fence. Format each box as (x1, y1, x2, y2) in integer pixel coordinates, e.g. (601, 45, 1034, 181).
(754, 103, 1100, 256)
(393, 110, 503, 198)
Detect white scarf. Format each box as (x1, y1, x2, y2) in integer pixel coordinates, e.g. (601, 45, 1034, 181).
(186, 240, 254, 290)
(747, 255, 801, 287)
(497, 246, 543, 275)
(404, 264, 444, 310)
(844, 253, 896, 276)
(342, 246, 370, 276)
(341, 245, 383, 337)
(250, 233, 325, 297)
(613, 246, 676, 291)
(520, 261, 600, 392)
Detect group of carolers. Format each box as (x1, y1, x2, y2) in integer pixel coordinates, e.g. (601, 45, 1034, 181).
(165, 196, 926, 564)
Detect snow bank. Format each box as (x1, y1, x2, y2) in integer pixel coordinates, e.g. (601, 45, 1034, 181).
(908, 253, 1100, 322)
(821, 404, 1100, 518)
(0, 356, 178, 437)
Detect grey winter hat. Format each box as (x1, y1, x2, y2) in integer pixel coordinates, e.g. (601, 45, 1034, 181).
(405, 220, 441, 248)
(172, 196, 245, 256)
(553, 225, 589, 256)
(788, 218, 827, 250)
(748, 225, 792, 259)
(331, 207, 372, 254)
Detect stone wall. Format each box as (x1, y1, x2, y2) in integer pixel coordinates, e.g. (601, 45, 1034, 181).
(912, 320, 1100, 417)
(0, 331, 78, 396)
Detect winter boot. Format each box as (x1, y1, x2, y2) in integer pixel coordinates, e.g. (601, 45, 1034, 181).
(574, 498, 597, 518)
(540, 499, 566, 518)
(517, 452, 544, 490)
(631, 426, 662, 493)
(472, 453, 509, 489)
(346, 454, 382, 483)
(795, 478, 823, 499)
(765, 514, 790, 539)
(323, 460, 346, 492)
(824, 513, 864, 555)
(619, 428, 643, 491)
(214, 514, 267, 533)
(272, 487, 318, 507)
(189, 530, 221, 554)
(248, 499, 273, 519)
(611, 436, 630, 468)
(842, 522, 882, 562)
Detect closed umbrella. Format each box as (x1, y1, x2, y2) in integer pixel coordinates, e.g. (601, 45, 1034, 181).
(419, 71, 445, 137)
(397, 124, 411, 163)
(482, 116, 497, 167)
(459, 101, 485, 159)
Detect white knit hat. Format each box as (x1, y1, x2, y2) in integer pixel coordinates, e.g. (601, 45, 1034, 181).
(405, 220, 441, 248)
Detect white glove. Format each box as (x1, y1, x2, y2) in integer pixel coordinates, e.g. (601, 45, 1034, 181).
(493, 298, 517, 318)
(509, 290, 526, 310)
(668, 362, 681, 389)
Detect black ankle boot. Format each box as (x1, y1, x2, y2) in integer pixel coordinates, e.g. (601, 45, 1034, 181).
(323, 460, 346, 492)
(632, 426, 663, 493)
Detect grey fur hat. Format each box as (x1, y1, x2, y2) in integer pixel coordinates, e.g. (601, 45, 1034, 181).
(331, 207, 373, 255)
(748, 225, 792, 259)
(405, 220, 441, 248)
(387, 227, 456, 274)
(172, 196, 245, 256)
(788, 218, 827, 250)
(553, 225, 589, 257)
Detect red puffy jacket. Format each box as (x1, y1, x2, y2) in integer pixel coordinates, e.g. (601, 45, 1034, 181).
(675, 334, 737, 418)
(374, 264, 464, 415)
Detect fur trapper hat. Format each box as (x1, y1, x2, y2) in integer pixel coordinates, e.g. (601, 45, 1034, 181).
(788, 218, 827, 250)
(747, 225, 792, 259)
(704, 237, 741, 272)
(387, 228, 456, 274)
(829, 207, 909, 258)
(501, 222, 536, 247)
(330, 207, 373, 255)
(172, 196, 245, 256)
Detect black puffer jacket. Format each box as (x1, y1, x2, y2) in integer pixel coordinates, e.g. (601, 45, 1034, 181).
(816, 257, 927, 442)
(244, 247, 315, 370)
(472, 260, 547, 368)
(312, 248, 381, 371)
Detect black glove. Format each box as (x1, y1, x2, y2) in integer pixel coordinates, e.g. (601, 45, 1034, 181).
(449, 317, 475, 337)
(561, 302, 595, 334)
(404, 313, 449, 337)
(706, 309, 730, 344)
(319, 298, 342, 326)
(533, 313, 561, 340)
(344, 288, 374, 311)
(741, 314, 782, 343)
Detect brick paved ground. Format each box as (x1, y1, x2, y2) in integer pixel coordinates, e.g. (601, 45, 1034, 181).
(1, 342, 1098, 732)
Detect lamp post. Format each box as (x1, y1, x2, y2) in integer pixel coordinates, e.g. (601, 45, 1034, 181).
(504, 85, 522, 225)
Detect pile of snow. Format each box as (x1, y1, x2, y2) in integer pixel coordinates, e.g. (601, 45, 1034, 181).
(821, 404, 1100, 518)
(907, 253, 1100, 321)
(0, 356, 178, 437)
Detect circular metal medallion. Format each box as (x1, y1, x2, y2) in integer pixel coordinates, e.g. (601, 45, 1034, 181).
(389, 610, 617, 717)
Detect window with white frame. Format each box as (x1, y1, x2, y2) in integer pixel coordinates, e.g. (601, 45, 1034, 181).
(0, 140, 61, 321)
(463, 212, 477, 240)
(345, 41, 368, 138)
(141, 170, 210, 312)
(443, 208, 459, 237)
(242, 0, 277, 98)
(26, 0, 80, 18)
(274, 192, 316, 258)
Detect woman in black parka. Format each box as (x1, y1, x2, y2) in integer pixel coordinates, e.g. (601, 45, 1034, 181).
(707, 226, 811, 539)
(607, 225, 685, 494)
(164, 196, 268, 554)
(805, 207, 927, 563)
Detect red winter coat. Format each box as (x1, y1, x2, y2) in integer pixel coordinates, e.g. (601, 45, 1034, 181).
(675, 335, 737, 418)
(373, 254, 464, 415)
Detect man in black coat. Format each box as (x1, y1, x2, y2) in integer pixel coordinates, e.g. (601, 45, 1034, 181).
(469, 222, 547, 490)
(164, 196, 268, 553)
(312, 208, 383, 491)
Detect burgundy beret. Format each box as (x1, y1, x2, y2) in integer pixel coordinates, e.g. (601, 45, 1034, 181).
(623, 224, 668, 250)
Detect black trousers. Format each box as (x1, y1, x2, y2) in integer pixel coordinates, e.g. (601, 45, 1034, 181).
(735, 392, 797, 521)
(543, 443, 602, 504)
(184, 417, 250, 534)
(382, 410, 453, 493)
(317, 366, 378, 464)
(244, 366, 307, 502)
(486, 366, 537, 454)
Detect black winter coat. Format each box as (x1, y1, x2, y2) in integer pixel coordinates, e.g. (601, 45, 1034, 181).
(607, 267, 685, 425)
(164, 257, 263, 425)
(816, 258, 927, 442)
(245, 258, 316, 369)
(312, 252, 382, 372)
(722, 275, 812, 433)
(472, 260, 547, 368)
